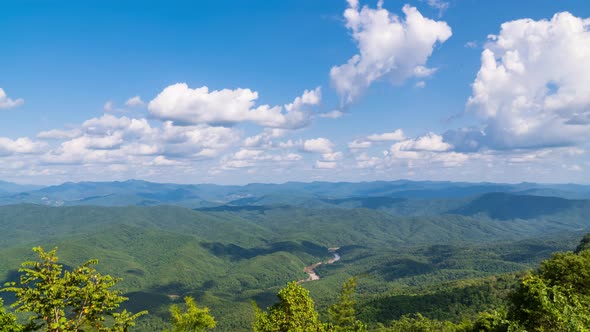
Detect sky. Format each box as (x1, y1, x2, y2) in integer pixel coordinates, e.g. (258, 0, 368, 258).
(1, 0, 590, 185)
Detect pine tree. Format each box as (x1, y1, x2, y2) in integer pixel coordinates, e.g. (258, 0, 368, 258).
(328, 277, 366, 332)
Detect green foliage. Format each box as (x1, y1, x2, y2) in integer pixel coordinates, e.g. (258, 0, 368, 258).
(328, 277, 366, 332)
(358, 275, 519, 325)
(376, 311, 524, 332)
(167, 296, 215, 332)
(0, 202, 585, 331)
(253, 281, 324, 332)
(508, 234, 590, 331)
(1, 246, 146, 332)
(376, 314, 470, 332)
(470, 310, 521, 332)
(0, 297, 23, 332)
(508, 273, 590, 331)
(574, 233, 590, 254)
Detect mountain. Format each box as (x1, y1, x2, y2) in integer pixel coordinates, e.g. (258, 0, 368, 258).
(451, 192, 590, 220)
(0, 194, 589, 331)
(1, 181, 590, 330)
(2, 179, 590, 208)
(0, 181, 43, 196)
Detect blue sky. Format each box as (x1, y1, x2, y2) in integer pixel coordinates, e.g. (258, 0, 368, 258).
(1, 0, 590, 184)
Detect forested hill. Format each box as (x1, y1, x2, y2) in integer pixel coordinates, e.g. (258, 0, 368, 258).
(0, 194, 589, 330)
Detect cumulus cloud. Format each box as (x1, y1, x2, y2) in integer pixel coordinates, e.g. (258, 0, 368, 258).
(284, 87, 321, 112)
(0, 88, 24, 109)
(302, 138, 334, 154)
(350, 133, 466, 170)
(315, 160, 338, 169)
(348, 140, 372, 149)
(463, 11, 590, 150)
(322, 151, 343, 162)
(367, 129, 405, 141)
(148, 83, 319, 129)
(125, 96, 145, 107)
(243, 128, 287, 149)
(394, 132, 452, 152)
(157, 122, 240, 158)
(330, 1, 452, 103)
(0, 137, 46, 155)
(220, 148, 302, 170)
(37, 129, 82, 140)
(39, 113, 240, 165)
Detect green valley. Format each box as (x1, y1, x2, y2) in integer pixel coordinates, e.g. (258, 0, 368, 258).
(0, 181, 589, 330)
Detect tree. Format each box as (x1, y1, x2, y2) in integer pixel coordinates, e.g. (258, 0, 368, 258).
(574, 233, 590, 254)
(1, 246, 146, 332)
(167, 296, 216, 332)
(0, 297, 23, 332)
(328, 277, 366, 332)
(508, 234, 590, 331)
(377, 313, 468, 332)
(253, 281, 324, 332)
(471, 310, 522, 332)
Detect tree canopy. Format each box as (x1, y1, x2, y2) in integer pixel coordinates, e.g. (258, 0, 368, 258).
(1, 246, 146, 332)
(168, 296, 216, 332)
(253, 281, 324, 332)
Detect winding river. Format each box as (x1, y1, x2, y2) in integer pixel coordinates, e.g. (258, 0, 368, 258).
(298, 247, 341, 283)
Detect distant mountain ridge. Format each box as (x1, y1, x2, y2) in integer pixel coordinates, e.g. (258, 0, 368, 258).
(1, 179, 590, 208)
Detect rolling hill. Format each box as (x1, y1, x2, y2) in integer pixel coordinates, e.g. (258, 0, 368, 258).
(1, 180, 590, 330)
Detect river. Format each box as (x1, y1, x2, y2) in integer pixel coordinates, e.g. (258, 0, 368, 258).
(298, 248, 341, 283)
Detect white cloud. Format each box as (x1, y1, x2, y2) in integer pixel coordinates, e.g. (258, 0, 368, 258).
(322, 151, 343, 161)
(431, 151, 469, 167)
(394, 132, 452, 152)
(37, 129, 82, 140)
(158, 122, 240, 158)
(413, 66, 437, 78)
(277, 140, 298, 149)
(319, 110, 344, 119)
(39, 113, 240, 165)
(415, 81, 426, 88)
(103, 101, 114, 112)
(125, 96, 145, 107)
(243, 128, 287, 149)
(422, 0, 449, 17)
(302, 138, 334, 154)
(0, 137, 46, 155)
(464, 11, 590, 150)
(315, 160, 338, 169)
(348, 140, 372, 149)
(330, 2, 452, 103)
(220, 148, 303, 170)
(367, 129, 405, 142)
(284, 87, 321, 112)
(0, 88, 24, 109)
(564, 164, 582, 172)
(82, 114, 155, 137)
(148, 83, 318, 129)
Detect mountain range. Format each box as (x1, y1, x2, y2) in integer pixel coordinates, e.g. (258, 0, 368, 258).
(1, 179, 590, 330)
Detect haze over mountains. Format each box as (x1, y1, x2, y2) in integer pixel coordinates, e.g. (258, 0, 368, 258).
(1, 179, 590, 208)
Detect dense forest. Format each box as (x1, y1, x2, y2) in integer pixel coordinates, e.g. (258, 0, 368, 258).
(1, 180, 590, 330)
(3, 234, 590, 331)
